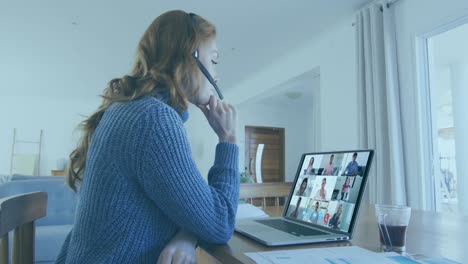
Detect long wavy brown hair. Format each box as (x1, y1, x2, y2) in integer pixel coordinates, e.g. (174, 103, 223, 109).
(66, 10, 216, 192)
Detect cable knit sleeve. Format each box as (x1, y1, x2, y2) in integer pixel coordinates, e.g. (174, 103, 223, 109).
(136, 104, 239, 244)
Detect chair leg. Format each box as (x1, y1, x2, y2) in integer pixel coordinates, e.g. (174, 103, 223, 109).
(0, 235, 8, 264)
(12, 221, 34, 264)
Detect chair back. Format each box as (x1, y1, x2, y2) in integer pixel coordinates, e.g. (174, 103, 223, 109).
(239, 182, 293, 209)
(0, 192, 47, 264)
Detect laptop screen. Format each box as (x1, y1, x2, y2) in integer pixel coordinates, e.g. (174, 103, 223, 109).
(284, 150, 373, 234)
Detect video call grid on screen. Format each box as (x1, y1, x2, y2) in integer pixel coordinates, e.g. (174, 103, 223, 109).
(285, 150, 371, 234)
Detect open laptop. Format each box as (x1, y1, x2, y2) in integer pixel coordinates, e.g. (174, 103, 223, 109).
(235, 149, 374, 246)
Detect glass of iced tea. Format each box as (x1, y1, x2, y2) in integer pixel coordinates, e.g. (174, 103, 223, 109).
(375, 204, 411, 252)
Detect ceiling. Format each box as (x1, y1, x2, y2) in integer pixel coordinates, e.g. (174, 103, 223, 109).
(242, 68, 319, 108)
(0, 0, 372, 99)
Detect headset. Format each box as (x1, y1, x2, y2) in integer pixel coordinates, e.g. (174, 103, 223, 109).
(189, 13, 224, 100)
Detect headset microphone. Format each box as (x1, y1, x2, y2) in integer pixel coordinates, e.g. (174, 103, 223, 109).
(193, 50, 224, 100)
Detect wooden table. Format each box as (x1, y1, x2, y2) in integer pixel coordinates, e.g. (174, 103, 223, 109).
(199, 204, 468, 263)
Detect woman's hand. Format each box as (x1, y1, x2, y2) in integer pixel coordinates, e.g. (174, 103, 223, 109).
(157, 230, 197, 264)
(197, 95, 237, 144)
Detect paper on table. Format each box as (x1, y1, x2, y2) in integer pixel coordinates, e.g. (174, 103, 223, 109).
(236, 204, 269, 220)
(245, 246, 417, 264)
(417, 257, 462, 264)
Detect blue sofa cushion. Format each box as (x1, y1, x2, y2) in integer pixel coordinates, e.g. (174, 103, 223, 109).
(0, 179, 77, 226)
(11, 174, 62, 181)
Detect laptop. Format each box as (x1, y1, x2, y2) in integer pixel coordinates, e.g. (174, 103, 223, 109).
(235, 149, 374, 246)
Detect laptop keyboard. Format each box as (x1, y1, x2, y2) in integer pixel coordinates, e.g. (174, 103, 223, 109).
(255, 219, 328, 237)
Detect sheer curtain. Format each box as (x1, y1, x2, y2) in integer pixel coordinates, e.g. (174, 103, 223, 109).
(356, 1, 407, 205)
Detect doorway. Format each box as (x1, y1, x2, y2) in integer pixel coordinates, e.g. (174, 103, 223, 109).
(245, 126, 285, 183)
(420, 20, 468, 213)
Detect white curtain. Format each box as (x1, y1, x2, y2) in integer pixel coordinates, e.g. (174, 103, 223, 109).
(356, 2, 407, 205)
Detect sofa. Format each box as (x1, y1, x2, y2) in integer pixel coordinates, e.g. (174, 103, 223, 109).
(0, 175, 77, 263)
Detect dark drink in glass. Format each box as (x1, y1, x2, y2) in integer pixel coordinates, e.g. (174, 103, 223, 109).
(375, 204, 411, 252)
(378, 224, 408, 251)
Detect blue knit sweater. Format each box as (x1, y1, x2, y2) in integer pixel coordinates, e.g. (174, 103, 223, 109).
(56, 96, 239, 263)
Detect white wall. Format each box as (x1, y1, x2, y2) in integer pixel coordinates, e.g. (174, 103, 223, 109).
(236, 103, 313, 182)
(0, 97, 236, 180)
(393, 0, 468, 210)
(0, 0, 130, 176)
(184, 102, 313, 182)
(0, 95, 228, 180)
(0, 10, 359, 183)
(0, 96, 100, 175)
(226, 18, 359, 152)
(186, 18, 361, 182)
(184, 17, 359, 182)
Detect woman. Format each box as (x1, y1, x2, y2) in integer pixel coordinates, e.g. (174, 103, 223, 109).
(329, 204, 343, 230)
(289, 197, 302, 218)
(322, 154, 335, 175)
(304, 157, 315, 175)
(314, 178, 327, 200)
(296, 178, 308, 196)
(56, 10, 239, 263)
(340, 177, 351, 201)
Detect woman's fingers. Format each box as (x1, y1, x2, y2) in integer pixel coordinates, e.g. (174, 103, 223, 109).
(157, 249, 173, 264)
(197, 96, 237, 143)
(209, 95, 217, 111)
